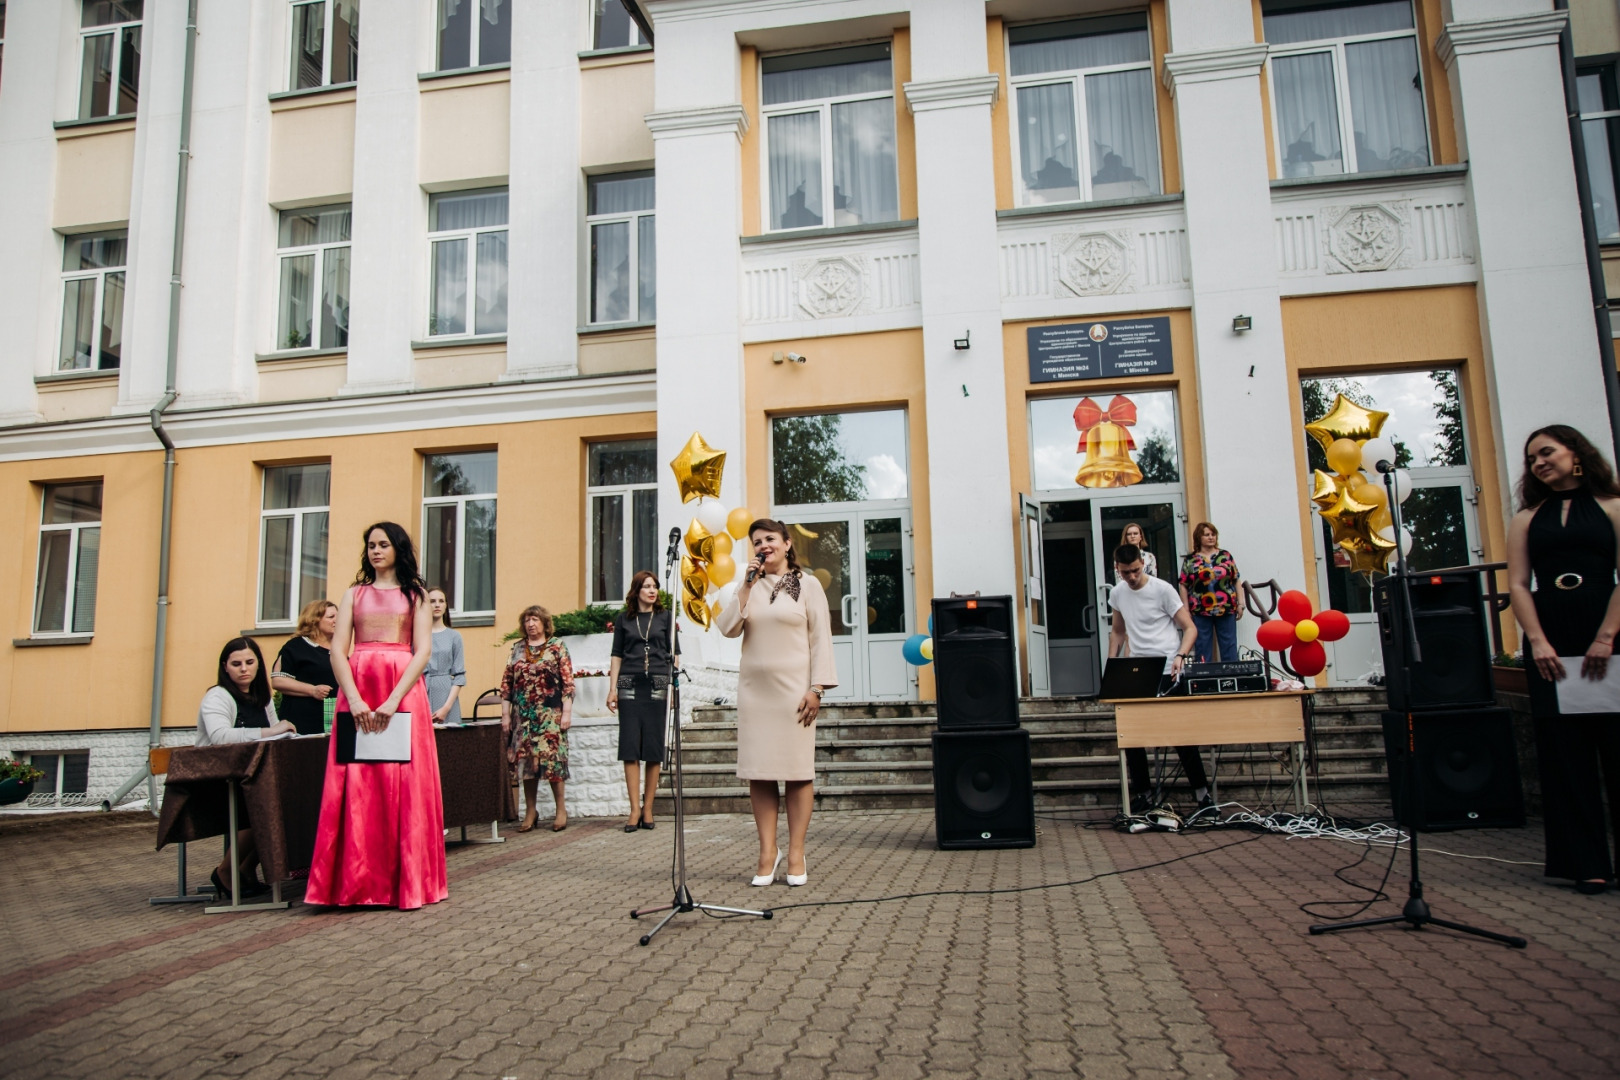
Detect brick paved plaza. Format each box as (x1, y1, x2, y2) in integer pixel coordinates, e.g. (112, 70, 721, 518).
(1, 805, 1617, 1080)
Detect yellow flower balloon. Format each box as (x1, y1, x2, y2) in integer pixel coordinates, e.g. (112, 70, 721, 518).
(1294, 618, 1320, 643)
(1305, 394, 1389, 452)
(920, 638, 933, 661)
(669, 432, 727, 504)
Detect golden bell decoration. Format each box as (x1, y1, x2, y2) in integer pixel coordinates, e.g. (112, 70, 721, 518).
(669, 432, 726, 504)
(1075, 421, 1143, 489)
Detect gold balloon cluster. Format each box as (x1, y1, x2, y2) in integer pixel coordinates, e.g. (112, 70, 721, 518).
(1304, 394, 1397, 576)
(669, 432, 754, 629)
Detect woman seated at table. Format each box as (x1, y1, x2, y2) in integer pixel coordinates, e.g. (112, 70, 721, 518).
(196, 636, 296, 898)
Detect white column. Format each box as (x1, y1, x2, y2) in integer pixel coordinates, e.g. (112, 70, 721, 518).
(0, 2, 68, 423)
(1438, 2, 1614, 490)
(342, 4, 423, 394)
(1163, 0, 1305, 598)
(505, 0, 581, 379)
(905, 0, 1017, 601)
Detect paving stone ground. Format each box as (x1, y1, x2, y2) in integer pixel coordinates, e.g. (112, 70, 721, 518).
(0, 802, 1616, 1080)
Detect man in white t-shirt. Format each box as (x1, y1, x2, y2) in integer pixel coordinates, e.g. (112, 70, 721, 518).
(1106, 542, 1211, 816)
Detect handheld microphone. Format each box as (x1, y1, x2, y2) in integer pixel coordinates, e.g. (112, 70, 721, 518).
(745, 559, 761, 585)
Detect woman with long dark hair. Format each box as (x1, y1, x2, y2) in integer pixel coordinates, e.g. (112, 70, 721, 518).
(1508, 424, 1620, 894)
(306, 522, 448, 909)
(424, 587, 466, 725)
(716, 519, 836, 888)
(607, 570, 676, 832)
(195, 637, 294, 897)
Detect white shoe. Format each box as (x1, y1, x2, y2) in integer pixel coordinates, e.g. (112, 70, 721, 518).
(751, 850, 782, 887)
(786, 858, 807, 888)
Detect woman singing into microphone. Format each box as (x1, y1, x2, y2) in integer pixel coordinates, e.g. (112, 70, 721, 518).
(716, 519, 837, 887)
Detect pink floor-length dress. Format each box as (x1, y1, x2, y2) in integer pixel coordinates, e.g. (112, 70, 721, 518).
(306, 584, 448, 909)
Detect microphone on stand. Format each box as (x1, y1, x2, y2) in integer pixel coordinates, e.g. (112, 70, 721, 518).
(1374, 459, 1395, 474)
(664, 526, 682, 573)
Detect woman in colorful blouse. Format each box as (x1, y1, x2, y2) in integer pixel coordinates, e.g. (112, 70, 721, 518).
(1178, 521, 1243, 663)
(501, 604, 574, 832)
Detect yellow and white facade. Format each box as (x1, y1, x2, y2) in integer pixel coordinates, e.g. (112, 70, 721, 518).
(2, 0, 1618, 805)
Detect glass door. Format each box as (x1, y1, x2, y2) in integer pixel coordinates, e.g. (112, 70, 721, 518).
(1091, 495, 1186, 603)
(1020, 496, 1050, 697)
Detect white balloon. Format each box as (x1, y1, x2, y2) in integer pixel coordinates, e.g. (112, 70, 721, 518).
(716, 582, 739, 610)
(694, 500, 730, 535)
(1400, 527, 1415, 556)
(1361, 437, 1397, 475)
(1392, 469, 1413, 504)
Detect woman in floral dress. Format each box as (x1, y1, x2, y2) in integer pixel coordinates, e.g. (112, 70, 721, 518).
(1178, 521, 1244, 664)
(501, 604, 574, 832)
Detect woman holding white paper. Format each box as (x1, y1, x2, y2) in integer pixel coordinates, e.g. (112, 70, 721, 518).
(1508, 425, 1620, 895)
(306, 521, 448, 910)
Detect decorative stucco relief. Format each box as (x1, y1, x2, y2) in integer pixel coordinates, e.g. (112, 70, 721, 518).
(1051, 229, 1132, 296)
(794, 256, 867, 318)
(1321, 202, 1411, 273)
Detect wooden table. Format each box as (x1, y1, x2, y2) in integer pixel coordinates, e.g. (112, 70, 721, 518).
(1105, 691, 1314, 811)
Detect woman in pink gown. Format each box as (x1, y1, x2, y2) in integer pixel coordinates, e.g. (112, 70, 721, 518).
(306, 521, 448, 909)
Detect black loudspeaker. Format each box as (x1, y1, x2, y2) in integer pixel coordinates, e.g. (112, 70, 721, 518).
(931, 729, 1036, 849)
(1374, 574, 1493, 712)
(932, 596, 1019, 730)
(1380, 708, 1526, 830)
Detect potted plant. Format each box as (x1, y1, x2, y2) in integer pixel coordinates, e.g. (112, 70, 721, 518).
(0, 759, 44, 806)
(1492, 652, 1526, 695)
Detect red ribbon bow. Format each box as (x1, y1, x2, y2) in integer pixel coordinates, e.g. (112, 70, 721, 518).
(1073, 394, 1138, 451)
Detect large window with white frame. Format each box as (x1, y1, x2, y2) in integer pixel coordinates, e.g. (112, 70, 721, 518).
(423, 452, 497, 617)
(59, 231, 126, 372)
(428, 188, 508, 338)
(258, 463, 331, 626)
(1578, 63, 1620, 241)
(1008, 14, 1161, 207)
(762, 44, 900, 232)
(78, 1, 142, 120)
(587, 173, 655, 325)
(587, 440, 657, 605)
(436, 0, 509, 70)
(592, 0, 646, 51)
(289, 0, 358, 90)
(277, 205, 351, 351)
(34, 482, 102, 637)
(1262, 0, 1430, 178)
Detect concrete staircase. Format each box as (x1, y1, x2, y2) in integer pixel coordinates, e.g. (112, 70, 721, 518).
(654, 688, 1392, 816)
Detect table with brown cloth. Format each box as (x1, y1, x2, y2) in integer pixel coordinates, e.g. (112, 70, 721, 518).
(435, 720, 515, 829)
(155, 736, 329, 885)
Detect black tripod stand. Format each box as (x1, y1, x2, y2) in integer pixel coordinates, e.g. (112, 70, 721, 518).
(631, 526, 772, 945)
(1309, 462, 1526, 948)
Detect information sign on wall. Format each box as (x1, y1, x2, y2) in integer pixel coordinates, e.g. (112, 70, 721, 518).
(1026, 318, 1172, 384)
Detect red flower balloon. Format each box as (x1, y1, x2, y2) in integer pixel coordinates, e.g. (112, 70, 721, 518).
(1255, 590, 1348, 677)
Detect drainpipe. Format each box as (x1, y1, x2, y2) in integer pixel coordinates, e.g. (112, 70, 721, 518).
(1553, 0, 1620, 456)
(104, 0, 198, 814)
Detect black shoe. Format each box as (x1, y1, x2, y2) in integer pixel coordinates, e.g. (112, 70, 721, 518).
(1129, 794, 1153, 816)
(638, 821, 656, 830)
(210, 869, 230, 899)
(240, 875, 271, 899)
(1575, 879, 1609, 895)
(1188, 793, 1217, 821)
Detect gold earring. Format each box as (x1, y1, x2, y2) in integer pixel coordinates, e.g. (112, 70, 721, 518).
(1574, 463, 1584, 477)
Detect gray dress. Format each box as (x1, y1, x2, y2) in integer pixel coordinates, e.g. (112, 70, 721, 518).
(425, 627, 467, 724)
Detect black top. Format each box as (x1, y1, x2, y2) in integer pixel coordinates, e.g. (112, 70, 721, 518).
(610, 609, 678, 678)
(1528, 490, 1617, 651)
(275, 636, 335, 736)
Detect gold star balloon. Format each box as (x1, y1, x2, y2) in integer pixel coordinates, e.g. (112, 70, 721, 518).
(685, 518, 716, 562)
(1310, 470, 1343, 510)
(670, 432, 726, 504)
(1304, 394, 1389, 453)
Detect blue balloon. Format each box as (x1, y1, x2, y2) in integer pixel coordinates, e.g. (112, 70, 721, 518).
(927, 615, 934, 637)
(902, 633, 931, 666)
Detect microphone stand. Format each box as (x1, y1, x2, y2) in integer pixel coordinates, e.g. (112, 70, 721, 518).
(631, 525, 772, 945)
(1309, 463, 1525, 948)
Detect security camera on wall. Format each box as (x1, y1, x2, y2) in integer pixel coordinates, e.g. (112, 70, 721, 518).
(771, 351, 808, 365)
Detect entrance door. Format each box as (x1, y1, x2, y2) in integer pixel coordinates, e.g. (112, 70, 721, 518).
(1090, 494, 1186, 623)
(778, 511, 916, 702)
(1021, 496, 1050, 697)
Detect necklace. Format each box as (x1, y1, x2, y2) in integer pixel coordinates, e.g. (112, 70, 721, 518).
(637, 611, 653, 672)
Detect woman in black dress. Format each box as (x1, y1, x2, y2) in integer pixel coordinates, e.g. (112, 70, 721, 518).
(607, 570, 676, 833)
(1507, 424, 1620, 894)
(271, 599, 338, 735)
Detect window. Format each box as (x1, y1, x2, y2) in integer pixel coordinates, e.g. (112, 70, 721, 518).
(289, 0, 359, 90)
(762, 44, 900, 231)
(24, 753, 90, 806)
(78, 1, 142, 120)
(587, 440, 658, 604)
(1008, 15, 1161, 206)
(34, 482, 102, 636)
(436, 0, 509, 70)
(258, 464, 331, 625)
(1028, 390, 1180, 492)
(587, 173, 655, 325)
(428, 188, 508, 337)
(1263, 0, 1429, 177)
(772, 410, 909, 507)
(592, 0, 646, 50)
(59, 232, 126, 372)
(423, 452, 497, 615)
(276, 205, 351, 350)
(1578, 65, 1620, 241)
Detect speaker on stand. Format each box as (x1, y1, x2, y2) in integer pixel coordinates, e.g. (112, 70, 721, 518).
(1374, 573, 1494, 713)
(929, 597, 1035, 849)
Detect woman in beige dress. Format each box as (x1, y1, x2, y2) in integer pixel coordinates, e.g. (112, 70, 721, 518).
(717, 519, 837, 887)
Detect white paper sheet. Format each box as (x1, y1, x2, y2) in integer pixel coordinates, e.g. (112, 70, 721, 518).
(1554, 659, 1620, 714)
(355, 711, 412, 761)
